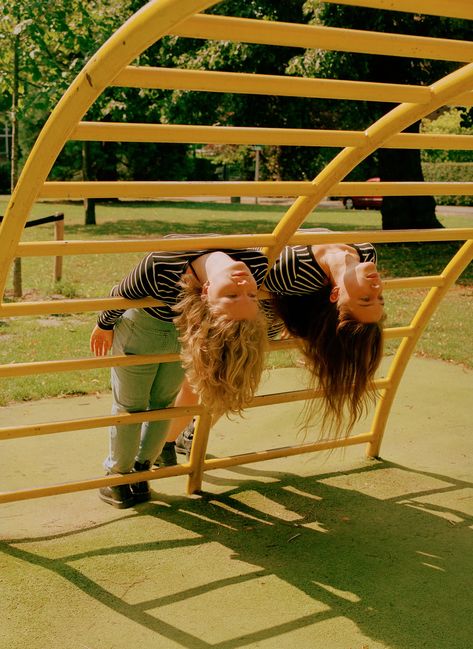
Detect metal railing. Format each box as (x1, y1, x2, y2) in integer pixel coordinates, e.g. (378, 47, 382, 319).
(1, 0, 472, 503)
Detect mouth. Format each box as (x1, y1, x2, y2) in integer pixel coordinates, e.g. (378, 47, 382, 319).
(231, 271, 251, 279)
(365, 272, 382, 289)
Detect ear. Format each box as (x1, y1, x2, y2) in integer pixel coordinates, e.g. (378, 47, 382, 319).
(329, 286, 339, 303)
(200, 281, 210, 301)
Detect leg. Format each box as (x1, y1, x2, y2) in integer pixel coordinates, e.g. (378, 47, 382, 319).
(101, 356, 159, 507)
(101, 311, 183, 507)
(107, 360, 163, 473)
(154, 377, 198, 466)
(104, 312, 162, 474)
(166, 377, 199, 443)
(137, 358, 185, 464)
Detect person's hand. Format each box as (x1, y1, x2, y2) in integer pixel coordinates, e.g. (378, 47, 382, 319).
(90, 325, 113, 356)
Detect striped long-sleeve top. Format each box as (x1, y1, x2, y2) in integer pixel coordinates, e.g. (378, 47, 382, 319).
(97, 247, 269, 330)
(264, 242, 377, 295)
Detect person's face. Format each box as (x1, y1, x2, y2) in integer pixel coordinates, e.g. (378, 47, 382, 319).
(203, 261, 259, 320)
(331, 260, 385, 323)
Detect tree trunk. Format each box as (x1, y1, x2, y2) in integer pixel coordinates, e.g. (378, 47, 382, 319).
(379, 121, 442, 230)
(11, 33, 22, 298)
(82, 141, 96, 225)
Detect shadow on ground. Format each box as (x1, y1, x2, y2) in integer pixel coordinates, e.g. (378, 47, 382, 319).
(2, 459, 472, 649)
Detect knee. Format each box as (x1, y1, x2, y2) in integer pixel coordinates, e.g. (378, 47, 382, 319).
(112, 394, 149, 413)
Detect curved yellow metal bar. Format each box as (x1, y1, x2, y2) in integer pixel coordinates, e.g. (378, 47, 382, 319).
(368, 239, 473, 457)
(0, 0, 218, 297)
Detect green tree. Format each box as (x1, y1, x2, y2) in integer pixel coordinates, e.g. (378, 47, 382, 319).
(0, 0, 128, 224)
(289, 2, 472, 229)
(148, 0, 329, 182)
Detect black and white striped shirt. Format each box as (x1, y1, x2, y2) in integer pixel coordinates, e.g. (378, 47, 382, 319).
(97, 247, 269, 329)
(264, 242, 377, 295)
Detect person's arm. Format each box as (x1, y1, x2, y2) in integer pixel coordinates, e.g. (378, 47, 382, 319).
(90, 325, 114, 356)
(165, 378, 200, 442)
(96, 253, 155, 330)
(91, 253, 156, 356)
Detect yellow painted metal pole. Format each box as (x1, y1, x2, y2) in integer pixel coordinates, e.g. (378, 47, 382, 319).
(367, 239, 473, 458)
(186, 411, 213, 494)
(173, 14, 473, 62)
(113, 66, 433, 103)
(35, 180, 473, 201)
(322, 0, 473, 21)
(69, 122, 473, 150)
(71, 122, 365, 147)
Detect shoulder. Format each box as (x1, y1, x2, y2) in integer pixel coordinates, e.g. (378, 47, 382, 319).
(351, 242, 377, 263)
(265, 245, 328, 293)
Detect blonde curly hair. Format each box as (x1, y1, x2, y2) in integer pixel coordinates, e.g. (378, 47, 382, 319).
(173, 275, 268, 417)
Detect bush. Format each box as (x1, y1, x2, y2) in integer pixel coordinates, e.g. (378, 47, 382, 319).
(422, 162, 473, 206)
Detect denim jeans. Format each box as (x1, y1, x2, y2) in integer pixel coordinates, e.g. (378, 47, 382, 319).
(104, 309, 185, 474)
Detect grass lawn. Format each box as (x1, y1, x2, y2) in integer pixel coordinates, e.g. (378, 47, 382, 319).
(0, 197, 472, 405)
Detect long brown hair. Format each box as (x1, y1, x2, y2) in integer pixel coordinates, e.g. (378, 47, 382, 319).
(174, 275, 268, 417)
(272, 289, 384, 437)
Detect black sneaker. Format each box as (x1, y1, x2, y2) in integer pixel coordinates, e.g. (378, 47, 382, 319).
(99, 483, 135, 509)
(175, 420, 195, 459)
(130, 460, 151, 502)
(154, 441, 178, 467)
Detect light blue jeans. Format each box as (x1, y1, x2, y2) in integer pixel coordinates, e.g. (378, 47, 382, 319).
(104, 309, 185, 474)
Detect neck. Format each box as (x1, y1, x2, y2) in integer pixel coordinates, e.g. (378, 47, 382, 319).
(191, 251, 233, 283)
(319, 247, 358, 286)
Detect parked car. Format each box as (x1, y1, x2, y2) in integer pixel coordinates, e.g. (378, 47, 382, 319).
(343, 177, 382, 210)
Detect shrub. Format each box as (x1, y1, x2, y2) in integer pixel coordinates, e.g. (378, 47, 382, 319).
(422, 162, 473, 206)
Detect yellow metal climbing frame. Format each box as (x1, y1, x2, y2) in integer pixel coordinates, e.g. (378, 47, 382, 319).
(1, 0, 473, 502)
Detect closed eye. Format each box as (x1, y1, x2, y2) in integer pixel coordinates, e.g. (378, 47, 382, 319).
(359, 296, 385, 306)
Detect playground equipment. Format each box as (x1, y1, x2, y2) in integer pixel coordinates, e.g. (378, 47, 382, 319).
(1, 0, 472, 503)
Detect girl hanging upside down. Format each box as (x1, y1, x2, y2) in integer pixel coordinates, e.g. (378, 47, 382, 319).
(90, 241, 269, 508)
(264, 230, 385, 437)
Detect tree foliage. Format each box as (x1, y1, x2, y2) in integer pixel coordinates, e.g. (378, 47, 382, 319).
(1, 1, 125, 165)
(2, 0, 472, 227)
(288, 2, 472, 228)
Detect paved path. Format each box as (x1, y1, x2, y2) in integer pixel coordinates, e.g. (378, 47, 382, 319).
(1, 358, 472, 649)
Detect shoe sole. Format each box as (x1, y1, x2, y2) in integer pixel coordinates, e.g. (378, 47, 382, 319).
(99, 492, 135, 509)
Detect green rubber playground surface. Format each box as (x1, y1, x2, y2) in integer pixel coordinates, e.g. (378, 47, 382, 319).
(1, 358, 472, 649)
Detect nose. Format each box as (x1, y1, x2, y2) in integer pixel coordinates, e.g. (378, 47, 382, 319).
(370, 280, 383, 296)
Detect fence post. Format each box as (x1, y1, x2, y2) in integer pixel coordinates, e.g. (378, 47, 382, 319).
(13, 259, 22, 298)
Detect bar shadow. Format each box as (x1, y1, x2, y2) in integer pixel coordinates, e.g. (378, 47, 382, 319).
(2, 460, 471, 649)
